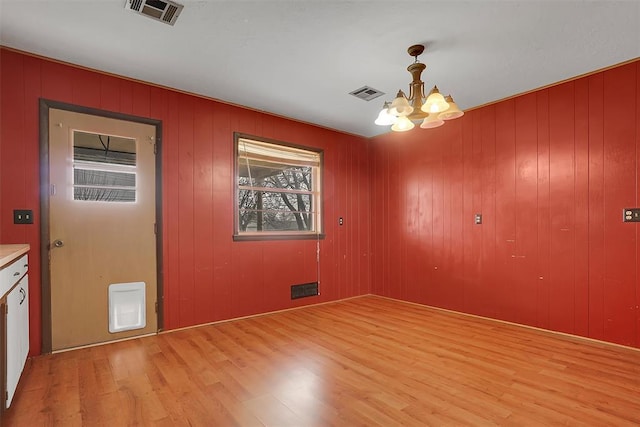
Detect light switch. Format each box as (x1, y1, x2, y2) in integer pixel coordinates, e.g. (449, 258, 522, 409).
(13, 209, 34, 224)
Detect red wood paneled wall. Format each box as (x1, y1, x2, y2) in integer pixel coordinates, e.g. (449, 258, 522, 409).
(0, 48, 371, 356)
(371, 60, 640, 348)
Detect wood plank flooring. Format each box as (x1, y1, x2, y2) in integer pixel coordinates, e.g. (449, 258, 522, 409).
(6, 295, 640, 426)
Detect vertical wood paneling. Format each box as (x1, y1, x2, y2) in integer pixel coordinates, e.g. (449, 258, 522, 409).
(0, 51, 25, 242)
(431, 129, 447, 306)
(462, 113, 476, 311)
(119, 80, 134, 115)
(370, 58, 640, 350)
(636, 63, 640, 347)
(387, 136, 402, 300)
(41, 60, 73, 102)
(0, 48, 372, 354)
(211, 102, 233, 322)
(71, 67, 100, 108)
(514, 93, 538, 326)
(23, 55, 43, 354)
(587, 73, 605, 340)
(336, 131, 348, 298)
(573, 78, 590, 337)
(447, 123, 465, 312)
(494, 100, 516, 320)
(421, 132, 433, 302)
(370, 140, 383, 295)
(535, 90, 551, 329)
(402, 136, 423, 304)
(548, 82, 576, 334)
(602, 64, 637, 346)
(99, 75, 120, 112)
(192, 97, 214, 325)
(132, 82, 151, 118)
(480, 106, 497, 318)
(357, 137, 371, 296)
(163, 90, 181, 330)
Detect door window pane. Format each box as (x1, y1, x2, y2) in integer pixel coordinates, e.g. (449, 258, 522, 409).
(72, 131, 137, 202)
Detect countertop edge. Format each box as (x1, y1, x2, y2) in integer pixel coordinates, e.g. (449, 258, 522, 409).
(0, 244, 31, 269)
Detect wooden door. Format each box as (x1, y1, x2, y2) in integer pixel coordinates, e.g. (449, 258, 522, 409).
(48, 108, 157, 351)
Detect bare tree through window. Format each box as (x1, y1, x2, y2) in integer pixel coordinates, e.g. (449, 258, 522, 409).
(235, 134, 321, 238)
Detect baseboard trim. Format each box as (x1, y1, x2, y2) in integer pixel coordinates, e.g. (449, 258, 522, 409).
(50, 332, 158, 354)
(372, 294, 640, 354)
(159, 294, 367, 335)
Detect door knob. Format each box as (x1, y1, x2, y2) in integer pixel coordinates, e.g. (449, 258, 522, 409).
(53, 239, 64, 248)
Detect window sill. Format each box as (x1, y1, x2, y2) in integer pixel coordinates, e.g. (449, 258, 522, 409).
(233, 233, 326, 242)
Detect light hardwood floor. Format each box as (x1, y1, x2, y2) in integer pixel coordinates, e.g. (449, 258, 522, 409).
(6, 296, 640, 426)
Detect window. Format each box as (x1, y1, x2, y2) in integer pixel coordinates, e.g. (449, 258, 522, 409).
(73, 131, 137, 202)
(234, 133, 323, 240)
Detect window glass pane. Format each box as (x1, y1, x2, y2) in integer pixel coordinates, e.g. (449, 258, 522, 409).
(238, 165, 312, 191)
(74, 169, 136, 187)
(235, 134, 322, 237)
(74, 188, 136, 202)
(72, 131, 137, 202)
(239, 190, 314, 232)
(73, 131, 136, 166)
(239, 210, 314, 232)
(239, 190, 312, 212)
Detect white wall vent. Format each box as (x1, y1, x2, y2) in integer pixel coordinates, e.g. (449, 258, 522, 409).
(125, 0, 184, 26)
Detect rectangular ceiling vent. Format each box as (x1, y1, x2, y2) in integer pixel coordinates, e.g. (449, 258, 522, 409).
(125, 0, 183, 26)
(349, 86, 385, 102)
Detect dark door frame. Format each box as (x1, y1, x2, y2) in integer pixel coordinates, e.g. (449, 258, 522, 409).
(39, 99, 164, 354)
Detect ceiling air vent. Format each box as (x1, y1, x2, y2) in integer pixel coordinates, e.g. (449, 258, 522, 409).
(125, 0, 183, 26)
(349, 86, 385, 101)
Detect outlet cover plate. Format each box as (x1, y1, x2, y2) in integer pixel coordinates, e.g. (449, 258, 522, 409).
(13, 209, 33, 224)
(623, 208, 640, 222)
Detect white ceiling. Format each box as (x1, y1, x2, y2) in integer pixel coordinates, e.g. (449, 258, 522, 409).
(1, 1, 639, 138)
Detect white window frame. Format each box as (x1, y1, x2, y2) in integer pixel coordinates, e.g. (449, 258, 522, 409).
(234, 133, 323, 241)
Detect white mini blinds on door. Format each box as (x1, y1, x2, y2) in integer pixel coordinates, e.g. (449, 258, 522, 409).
(72, 131, 137, 202)
(235, 134, 322, 239)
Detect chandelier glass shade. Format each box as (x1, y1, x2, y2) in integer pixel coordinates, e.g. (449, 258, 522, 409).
(374, 102, 398, 126)
(375, 44, 464, 132)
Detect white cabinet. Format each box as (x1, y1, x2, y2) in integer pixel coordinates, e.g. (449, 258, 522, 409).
(0, 247, 29, 415)
(6, 274, 29, 408)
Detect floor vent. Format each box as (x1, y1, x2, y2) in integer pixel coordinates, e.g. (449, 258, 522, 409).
(349, 86, 385, 101)
(291, 282, 319, 300)
(125, 0, 184, 26)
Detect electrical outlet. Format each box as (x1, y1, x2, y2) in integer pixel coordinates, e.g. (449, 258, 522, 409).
(474, 213, 482, 225)
(13, 210, 33, 224)
(623, 208, 640, 222)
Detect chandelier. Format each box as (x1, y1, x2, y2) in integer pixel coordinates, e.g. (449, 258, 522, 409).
(375, 44, 464, 132)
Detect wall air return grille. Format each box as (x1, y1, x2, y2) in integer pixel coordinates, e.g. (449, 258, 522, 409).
(125, 0, 183, 26)
(291, 282, 319, 300)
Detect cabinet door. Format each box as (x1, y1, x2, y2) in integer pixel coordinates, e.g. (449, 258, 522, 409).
(18, 277, 28, 370)
(0, 298, 5, 422)
(6, 275, 28, 409)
